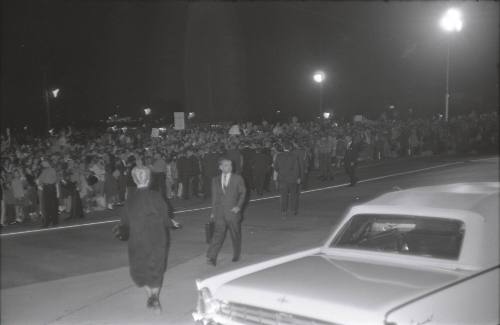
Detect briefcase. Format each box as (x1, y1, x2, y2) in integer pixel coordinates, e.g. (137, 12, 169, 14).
(205, 220, 215, 244)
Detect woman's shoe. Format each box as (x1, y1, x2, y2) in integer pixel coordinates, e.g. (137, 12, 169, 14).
(151, 294, 162, 314)
(146, 295, 154, 309)
(171, 219, 182, 230)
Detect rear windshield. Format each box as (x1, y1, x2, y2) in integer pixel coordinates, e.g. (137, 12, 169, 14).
(332, 214, 465, 260)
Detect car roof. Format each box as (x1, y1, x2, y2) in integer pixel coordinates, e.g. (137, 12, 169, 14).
(366, 182, 499, 220)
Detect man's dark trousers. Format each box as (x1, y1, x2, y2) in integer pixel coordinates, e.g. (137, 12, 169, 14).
(207, 212, 242, 261)
(274, 150, 301, 215)
(344, 142, 360, 186)
(345, 163, 358, 185)
(279, 181, 299, 214)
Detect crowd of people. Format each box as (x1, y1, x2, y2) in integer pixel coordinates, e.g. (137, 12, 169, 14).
(1, 110, 498, 228)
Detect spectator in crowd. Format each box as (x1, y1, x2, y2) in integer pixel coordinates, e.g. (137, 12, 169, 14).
(125, 154, 137, 199)
(103, 163, 119, 210)
(240, 142, 255, 193)
(38, 160, 59, 227)
(317, 135, 333, 181)
(344, 135, 361, 187)
(226, 143, 243, 175)
(251, 146, 272, 196)
(165, 155, 177, 199)
(293, 140, 310, 190)
(274, 141, 301, 216)
(177, 148, 198, 200)
(149, 151, 181, 229)
(11, 169, 26, 223)
(201, 146, 220, 199)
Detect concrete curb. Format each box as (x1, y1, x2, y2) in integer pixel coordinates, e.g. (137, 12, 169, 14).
(2, 253, 287, 325)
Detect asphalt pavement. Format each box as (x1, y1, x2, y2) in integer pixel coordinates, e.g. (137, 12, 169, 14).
(1, 155, 498, 325)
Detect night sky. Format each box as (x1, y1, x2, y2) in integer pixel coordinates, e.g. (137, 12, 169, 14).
(1, 0, 498, 131)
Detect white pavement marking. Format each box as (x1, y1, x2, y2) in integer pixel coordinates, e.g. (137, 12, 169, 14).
(468, 157, 499, 162)
(0, 161, 463, 238)
(0, 220, 119, 237)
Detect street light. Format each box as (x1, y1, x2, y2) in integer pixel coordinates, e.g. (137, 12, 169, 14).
(51, 88, 60, 98)
(440, 8, 463, 121)
(322, 112, 331, 119)
(144, 107, 152, 116)
(45, 88, 61, 132)
(313, 71, 325, 117)
(440, 8, 463, 32)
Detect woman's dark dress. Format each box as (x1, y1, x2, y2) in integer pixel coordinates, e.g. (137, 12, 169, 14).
(120, 188, 172, 288)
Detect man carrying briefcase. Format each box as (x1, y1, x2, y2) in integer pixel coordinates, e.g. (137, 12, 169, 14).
(206, 158, 246, 266)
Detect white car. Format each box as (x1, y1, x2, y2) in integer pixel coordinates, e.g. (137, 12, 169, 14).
(193, 182, 499, 325)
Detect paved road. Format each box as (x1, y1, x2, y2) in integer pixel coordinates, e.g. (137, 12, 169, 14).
(1, 155, 498, 325)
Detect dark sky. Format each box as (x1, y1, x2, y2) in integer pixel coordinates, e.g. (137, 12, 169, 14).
(1, 0, 498, 130)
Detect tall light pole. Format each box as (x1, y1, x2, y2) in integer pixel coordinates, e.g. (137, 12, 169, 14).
(440, 8, 463, 122)
(44, 86, 60, 132)
(313, 71, 325, 117)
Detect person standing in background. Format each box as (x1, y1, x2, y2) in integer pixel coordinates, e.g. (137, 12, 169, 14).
(293, 140, 310, 190)
(165, 155, 177, 199)
(150, 151, 181, 229)
(226, 143, 243, 175)
(344, 135, 361, 186)
(274, 142, 301, 216)
(317, 135, 333, 181)
(251, 146, 272, 196)
(201, 146, 220, 199)
(124, 154, 137, 199)
(240, 142, 255, 193)
(37, 160, 59, 227)
(11, 169, 26, 223)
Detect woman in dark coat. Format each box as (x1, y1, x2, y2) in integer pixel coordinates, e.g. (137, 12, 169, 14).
(118, 166, 173, 313)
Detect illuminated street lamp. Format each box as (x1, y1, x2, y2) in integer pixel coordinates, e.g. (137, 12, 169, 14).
(313, 71, 325, 83)
(188, 112, 195, 119)
(144, 107, 152, 116)
(440, 8, 463, 121)
(322, 112, 331, 119)
(45, 88, 61, 132)
(440, 8, 463, 32)
(51, 88, 60, 98)
(313, 71, 325, 117)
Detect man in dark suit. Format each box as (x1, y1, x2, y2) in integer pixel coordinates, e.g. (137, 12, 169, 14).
(207, 158, 246, 266)
(344, 135, 361, 186)
(274, 141, 302, 216)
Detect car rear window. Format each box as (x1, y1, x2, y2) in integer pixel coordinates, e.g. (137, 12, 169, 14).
(332, 214, 465, 260)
